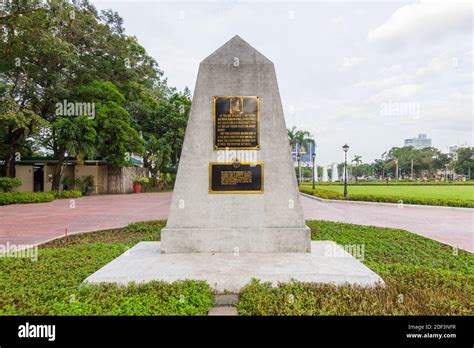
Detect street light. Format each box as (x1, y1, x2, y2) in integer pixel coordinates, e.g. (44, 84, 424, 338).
(297, 153, 301, 185)
(342, 143, 349, 197)
(312, 152, 316, 189)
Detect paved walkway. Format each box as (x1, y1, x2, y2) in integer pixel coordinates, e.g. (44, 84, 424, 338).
(0, 193, 472, 252)
(302, 196, 474, 253)
(0, 193, 170, 247)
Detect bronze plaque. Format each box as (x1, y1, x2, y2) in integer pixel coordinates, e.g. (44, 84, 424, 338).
(214, 96, 260, 149)
(209, 162, 263, 194)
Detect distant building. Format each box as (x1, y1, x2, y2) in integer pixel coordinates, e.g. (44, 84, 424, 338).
(10, 156, 146, 194)
(404, 133, 431, 149)
(448, 143, 467, 154)
(448, 143, 468, 161)
(292, 143, 316, 164)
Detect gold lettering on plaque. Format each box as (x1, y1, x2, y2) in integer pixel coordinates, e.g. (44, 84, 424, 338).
(221, 171, 253, 186)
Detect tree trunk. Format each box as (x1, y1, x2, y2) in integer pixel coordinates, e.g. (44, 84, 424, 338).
(1, 128, 24, 178)
(51, 151, 66, 191)
(1, 152, 16, 177)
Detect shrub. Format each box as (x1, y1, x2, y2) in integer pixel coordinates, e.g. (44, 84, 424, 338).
(300, 187, 344, 200)
(0, 177, 22, 192)
(57, 190, 82, 199)
(347, 194, 474, 208)
(301, 181, 474, 186)
(300, 187, 474, 208)
(0, 192, 55, 205)
(72, 175, 94, 192)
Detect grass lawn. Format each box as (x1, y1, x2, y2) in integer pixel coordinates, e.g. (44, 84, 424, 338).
(302, 184, 474, 201)
(0, 221, 214, 315)
(238, 221, 473, 315)
(0, 220, 472, 315)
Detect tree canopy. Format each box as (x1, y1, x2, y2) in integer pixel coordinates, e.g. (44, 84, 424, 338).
(0, 0, 191, 189)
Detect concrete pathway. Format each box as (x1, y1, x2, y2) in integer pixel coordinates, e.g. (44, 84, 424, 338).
(0, 192, 472, 252)
(302, 195, 474, 253)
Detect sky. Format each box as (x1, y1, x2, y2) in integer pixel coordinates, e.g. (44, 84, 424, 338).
(93, 0, 473, 166)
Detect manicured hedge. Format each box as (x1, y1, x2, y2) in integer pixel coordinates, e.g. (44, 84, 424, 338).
(301, 181, 474, 186)
(57, 190, 83, 199)
(300, 188, 474, 208)
(0, 177, 22, 191)
(0, 192, 56, 205)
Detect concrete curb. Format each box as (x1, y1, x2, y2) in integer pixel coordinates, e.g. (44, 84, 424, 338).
(300, 192, 473, 211)
(0, 225, 131, 255)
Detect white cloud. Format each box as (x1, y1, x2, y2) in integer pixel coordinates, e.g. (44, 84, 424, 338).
(416, 53, 456, 79)
(367, 0, 472, 47)
(367, 84, 422, 104)
(341, 56, 364, 69)
(90, 0, 473, 165)
(332, 15, 344, 24)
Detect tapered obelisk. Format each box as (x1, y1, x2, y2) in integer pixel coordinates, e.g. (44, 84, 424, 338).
(161, 36, 310, 253)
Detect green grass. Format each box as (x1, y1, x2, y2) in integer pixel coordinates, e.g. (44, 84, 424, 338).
(0, 221, 214, 315)
(300, 184, 474, 208)
(1, 220, 472, 316)
(237, 221, 474, 315)
(302, 184, 474, 201)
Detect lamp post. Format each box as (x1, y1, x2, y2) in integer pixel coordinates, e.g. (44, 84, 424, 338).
(297, 153, 301, 185)
(342, 143, 349, 197)
(312, 152, 316, 189)
(445, 163, 449, 182)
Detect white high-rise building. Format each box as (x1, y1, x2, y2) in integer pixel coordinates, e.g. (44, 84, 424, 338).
(404, 133, 431, 149)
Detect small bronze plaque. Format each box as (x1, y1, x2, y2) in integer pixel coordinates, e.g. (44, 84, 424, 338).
(209, 162, 264, 194)
(214, 96, 260, 150)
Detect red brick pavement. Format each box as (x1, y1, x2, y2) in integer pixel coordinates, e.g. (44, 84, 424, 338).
(0, 193, 472, 252)
(0, 193, 171, 247)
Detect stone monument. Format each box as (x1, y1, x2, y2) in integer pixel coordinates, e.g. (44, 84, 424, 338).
(85, 36, 383, 292)
(161, 35, 310, 253)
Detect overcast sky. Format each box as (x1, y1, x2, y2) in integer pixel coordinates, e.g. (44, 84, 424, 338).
(94, 0, 472, 166)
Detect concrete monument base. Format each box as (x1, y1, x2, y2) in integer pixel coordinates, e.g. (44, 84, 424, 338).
(84, 241, 384, 293)
(161, 227, 311, 253)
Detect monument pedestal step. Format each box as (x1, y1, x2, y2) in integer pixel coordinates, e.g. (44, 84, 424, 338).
(84, 241, 384, 293)
(161, 227, 311, 253)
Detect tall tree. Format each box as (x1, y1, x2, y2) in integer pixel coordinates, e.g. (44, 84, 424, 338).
(351, 155, 362, 182)
(452, 147, 474, 179)
(1, 0, 166, 189)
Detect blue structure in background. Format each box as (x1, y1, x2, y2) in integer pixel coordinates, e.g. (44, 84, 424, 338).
(292, 143, 316, 163)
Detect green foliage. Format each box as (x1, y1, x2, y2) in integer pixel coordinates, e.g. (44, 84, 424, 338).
(237, 221, 473, 315)
(57, 190, 83, 199)
(72, 175, 94, 192)
(452, 148, 474, 178)
(287, 126, 315, 154)
(302, 181, 474, 186)
(132, 175, 150, 185)
(0, 1, 185, 187)
(0, 177, 22, 191)
(0, 221, 213, 315)
(0, 192, 55, 205)
(300, 187, 345, 200)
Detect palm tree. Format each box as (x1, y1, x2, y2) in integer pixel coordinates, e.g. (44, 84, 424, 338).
(287, 127, 315, 184)
(351, 155, 362, 182)
(287, 126, 298, 153)
(295, 130, 314, 155)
